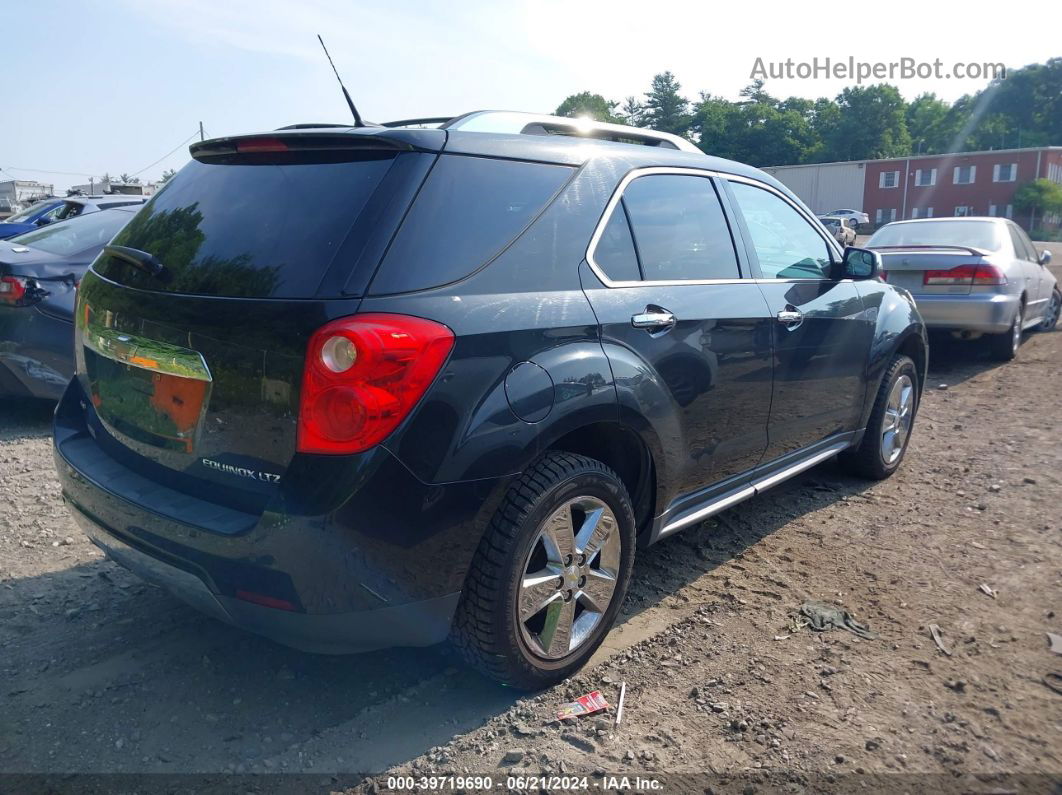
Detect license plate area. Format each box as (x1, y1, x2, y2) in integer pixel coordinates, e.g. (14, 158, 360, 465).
(81, 320, 213, 455)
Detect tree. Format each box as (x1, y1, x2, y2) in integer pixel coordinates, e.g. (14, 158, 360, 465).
(619, 96, 645, 127)
(554, 92, 620, 123)
(1014, 179, 1062, 229)
(159, 169, 177, 185)
(117, 173, 142, 184)
(821, 84, 911, 161)
(905, 93, 957, 154)
(642, 72, 690, 137)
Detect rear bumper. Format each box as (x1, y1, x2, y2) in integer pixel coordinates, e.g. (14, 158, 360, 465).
(54, 380, 506, 653)
(911, 292, 1019, 333)
(72, 506, 460, 653)
(0, 307, 73, 400)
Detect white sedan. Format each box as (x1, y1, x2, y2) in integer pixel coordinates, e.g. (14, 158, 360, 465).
(825, 209, 870, 227)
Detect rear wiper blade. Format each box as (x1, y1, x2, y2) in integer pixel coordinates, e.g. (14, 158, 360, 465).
(103, 245, 169, 280)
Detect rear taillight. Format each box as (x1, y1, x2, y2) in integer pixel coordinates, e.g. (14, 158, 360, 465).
(0, 275, 28, 304)
(923, 265, 1007, 286)
(297, 314, 455, 455)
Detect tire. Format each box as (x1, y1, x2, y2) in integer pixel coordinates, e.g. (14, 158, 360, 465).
(988, 304, 1023, 361)
(840, 355, 918, 480)
(1040, 288, 1061, 332)
(451, 451, 636, 689)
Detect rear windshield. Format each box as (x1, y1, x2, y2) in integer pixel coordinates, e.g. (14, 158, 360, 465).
(93, 156, 396, 298)
(9, 209, 132, 256)
(368, 155, 573, 294)
(868, 220, 1001, 251)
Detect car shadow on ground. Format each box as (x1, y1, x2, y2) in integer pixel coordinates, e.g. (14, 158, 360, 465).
(0, 396, 55, 440)
(3, 451, 879, 778)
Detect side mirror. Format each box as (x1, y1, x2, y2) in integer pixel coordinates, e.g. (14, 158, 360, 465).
(34, 216, 52, 227)
(841, 247, 882, 280)
(1040, 249, 1052, 266)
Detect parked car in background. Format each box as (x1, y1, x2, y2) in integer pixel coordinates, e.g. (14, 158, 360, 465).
(820, 215, 858, 246)
(0, 195, 146, 240)
(867, 217, 1059, 361)
(54, 112, 926, 689)
(0, 206, 140, 399)
(824, 208, 869, 228)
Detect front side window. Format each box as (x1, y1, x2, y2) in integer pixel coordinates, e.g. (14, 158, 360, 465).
(729, 181, 832, 280)
(619, 174, 740, 281)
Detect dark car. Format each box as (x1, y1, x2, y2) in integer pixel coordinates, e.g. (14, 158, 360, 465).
(54, 112, 927, 689)
(0, 195, 146, 239)
(0, 207, 140, 399)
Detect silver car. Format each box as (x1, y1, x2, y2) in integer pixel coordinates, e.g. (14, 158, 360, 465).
(867, 217, 1059, 361)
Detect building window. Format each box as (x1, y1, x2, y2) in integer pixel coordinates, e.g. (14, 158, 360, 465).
(953, 165, 976, 185)
(914, 168, 936, 187)
(992, 163, 1017, 182)
(911, 207, 919, 219)
(989, 204, 997, 217)
(1004, 204, 1013, 219)
(879, 170, 900, 189)
(954, 205, 974, 217)
(925, 207, 934, 218)
(875, 208, 897, 224)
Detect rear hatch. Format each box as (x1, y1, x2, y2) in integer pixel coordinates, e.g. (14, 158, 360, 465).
(874, 246, 993, 295)
(73, 129, 441, 509)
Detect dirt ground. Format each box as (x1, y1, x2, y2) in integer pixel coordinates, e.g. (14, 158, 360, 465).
(1, 264, 1060, 793)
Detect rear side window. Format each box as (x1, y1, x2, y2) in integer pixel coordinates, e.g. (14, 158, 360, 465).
(620, 175, 740, 281)
(369, 155, 573, 294)
(94, 156, 396, 298)
(593, 203, 641, 282)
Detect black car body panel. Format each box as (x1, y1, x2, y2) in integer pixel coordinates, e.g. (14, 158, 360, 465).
(54, 122, 927, 653)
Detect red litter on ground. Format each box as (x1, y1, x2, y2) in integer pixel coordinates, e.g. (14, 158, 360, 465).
(557, 690, 610, 720)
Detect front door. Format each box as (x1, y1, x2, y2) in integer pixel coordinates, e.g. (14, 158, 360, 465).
(724, 178, 873, 462)
(581, 171, 774, 502)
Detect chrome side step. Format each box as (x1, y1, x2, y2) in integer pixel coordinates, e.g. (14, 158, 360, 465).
(657, 441, 849, 539)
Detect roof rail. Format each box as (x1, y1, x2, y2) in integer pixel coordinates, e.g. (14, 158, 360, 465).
(440, 111, 701, 153)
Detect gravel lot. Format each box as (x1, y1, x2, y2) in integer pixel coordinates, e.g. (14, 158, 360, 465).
(1, 259, 1060, 792)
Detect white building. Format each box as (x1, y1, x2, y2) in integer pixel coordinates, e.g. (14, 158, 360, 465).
(0, 180, 55, 218)
(68, 178, 157, 197)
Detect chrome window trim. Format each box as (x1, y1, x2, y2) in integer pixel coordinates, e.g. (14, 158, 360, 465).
(585, 167, 843, 289)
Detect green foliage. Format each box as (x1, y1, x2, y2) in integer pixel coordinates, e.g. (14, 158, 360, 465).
(553, 58, 1061, 166)
(159, 169, 177, 185)
(1014, 179, 1062, 216)
(642, 72, 691, 136)
(554, 92, 620, 123)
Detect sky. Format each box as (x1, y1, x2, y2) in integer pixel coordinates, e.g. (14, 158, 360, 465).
(2, 0, 1057, 192)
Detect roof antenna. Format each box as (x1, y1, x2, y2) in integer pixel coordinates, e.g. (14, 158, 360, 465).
(317, 34, 365, 127)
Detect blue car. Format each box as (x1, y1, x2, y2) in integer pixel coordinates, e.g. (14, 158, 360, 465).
(0, 195, 146, 240)
(0, 206, 140, 399)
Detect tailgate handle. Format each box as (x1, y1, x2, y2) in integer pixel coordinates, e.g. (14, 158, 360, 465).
(103, 245, 168, 280)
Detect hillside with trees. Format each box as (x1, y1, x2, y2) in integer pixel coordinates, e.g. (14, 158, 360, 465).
(554, 59, 1061, 167)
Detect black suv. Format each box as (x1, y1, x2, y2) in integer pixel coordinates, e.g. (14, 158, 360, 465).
(54, 111, 927, 688)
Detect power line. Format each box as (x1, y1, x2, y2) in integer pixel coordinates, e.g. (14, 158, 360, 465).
(2, 126, 203, 184)
(129, 129, 201, 177)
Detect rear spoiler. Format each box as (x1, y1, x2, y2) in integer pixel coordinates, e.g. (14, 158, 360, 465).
(189, 128, 445, 163)
(870, 244, 991, 257)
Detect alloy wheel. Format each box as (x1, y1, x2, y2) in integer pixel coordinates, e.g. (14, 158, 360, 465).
(880, 374, 914, 464)
(517, 496, 621, 660)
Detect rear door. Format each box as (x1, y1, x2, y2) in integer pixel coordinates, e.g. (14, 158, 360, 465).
(723, 177, 872, 461)
(1008, 223, 1046, 318)
(581, 169, 774, 499)
(73, 134, 438, 508)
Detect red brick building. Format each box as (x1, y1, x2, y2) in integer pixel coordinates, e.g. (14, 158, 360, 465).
(766, 146, 1062, 234)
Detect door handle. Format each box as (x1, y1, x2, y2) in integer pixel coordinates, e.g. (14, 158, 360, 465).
(631, 307, 676, 331)
(776, 308, 803, 327)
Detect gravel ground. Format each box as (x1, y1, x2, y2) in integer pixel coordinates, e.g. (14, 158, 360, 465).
(1, 268, 1060, 793)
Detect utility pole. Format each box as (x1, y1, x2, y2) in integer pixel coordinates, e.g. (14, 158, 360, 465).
(199, 121, 204, 142)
